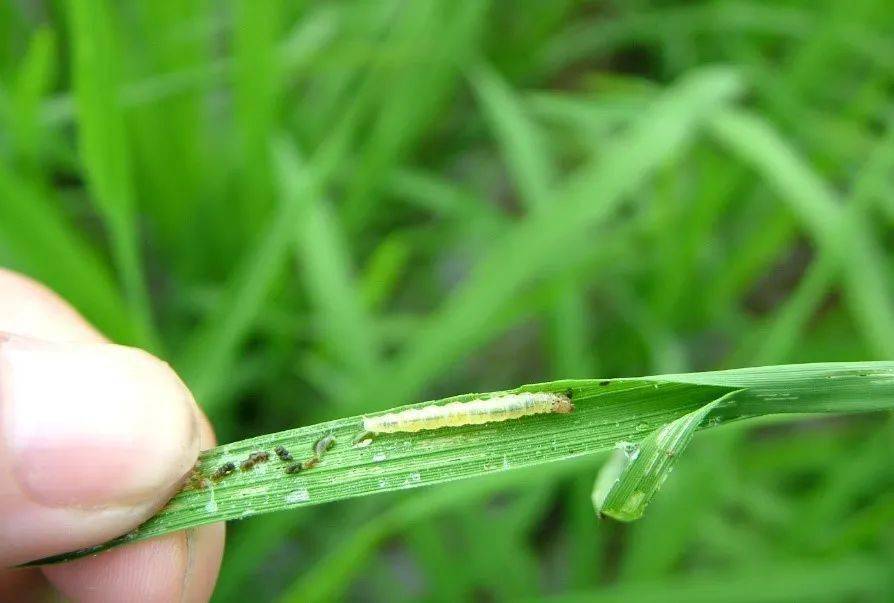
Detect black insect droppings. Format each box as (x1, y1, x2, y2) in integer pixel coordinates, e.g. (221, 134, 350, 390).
(240, 451, 270, 471)
(275, 445, 293, 462)
(211, 462, 236, 481)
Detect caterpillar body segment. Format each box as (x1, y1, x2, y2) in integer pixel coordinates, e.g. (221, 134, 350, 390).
(362, 392, 573, 435)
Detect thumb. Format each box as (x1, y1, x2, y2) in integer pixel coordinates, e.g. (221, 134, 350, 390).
(0, 333, 200, 566)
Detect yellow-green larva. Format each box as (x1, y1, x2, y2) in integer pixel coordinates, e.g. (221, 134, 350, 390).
(362, 391, 574, 435)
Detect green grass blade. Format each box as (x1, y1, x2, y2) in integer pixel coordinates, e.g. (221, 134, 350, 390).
(22, 361, 894, 566)
(41, 6, 336, 129)
(176, 137, 309, 411)
(283, 456, 602, 603)
(0, 163, 136, 341)
(544, 557, 891, 603)
(592, 390, 739, 521)
(342, 0, 489, 227)
(359, 235, 412, 312)
(386, 168, 504, 225)
(213, 513, 312, 601)
(710, 108, 894, 359)
(126, 1, 211, 261)
(746, 119, 894, 365)
(382, 67, 742, 403)
(469, 62, 553, 211)
(617, 435, 730, 580)
(536, 3, 810, 79)
(5, 27, 55, 173)
(178, 112, 362, 415)
(288, 143, 381, 390)
(232, 0, 282, 238)
(67, 0, 158, 349)
(468, 62, 594, 380)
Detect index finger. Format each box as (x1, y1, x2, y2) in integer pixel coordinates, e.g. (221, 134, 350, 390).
(0, 268, 224, 602)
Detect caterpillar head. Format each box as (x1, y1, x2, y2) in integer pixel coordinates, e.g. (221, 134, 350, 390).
(554, 394, 574, 414)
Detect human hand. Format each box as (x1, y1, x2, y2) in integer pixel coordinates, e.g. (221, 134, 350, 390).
(0, 269, 224, 601)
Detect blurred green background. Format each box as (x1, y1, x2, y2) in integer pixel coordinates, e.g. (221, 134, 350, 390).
(2, 0, 893, 600)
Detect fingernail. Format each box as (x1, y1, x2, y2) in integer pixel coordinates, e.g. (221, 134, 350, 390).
(1, 334, 199, 508)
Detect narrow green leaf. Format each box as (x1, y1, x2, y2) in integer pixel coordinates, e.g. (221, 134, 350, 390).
(66, 0, 157, 349)
(386, 168, 504, 225)
(126, 1, 210, 260)
(177, 137, 309, 410)
(740, 119, 894, 365)
(178, 118, 362, 414)
(469, 62, 554, 210)
(0, 163, 135, 341)
(343, 0, 489, 227)
(283, 456, 603, 603)
(22, 361, 894, 566)
(545, 557, 890, 603)
(710, 108, 894, 359)
(359, 235, 412, 312)
(41, 6, 337, 128)
(383, 67, 742, 403)
(6, 27, 55, 172)
(289, 145, 381, 389)
(536, 4, 812, 78)
(232, 0, 283, 237)
(592, 390, 739, 521)
(468, 62, 594, 379)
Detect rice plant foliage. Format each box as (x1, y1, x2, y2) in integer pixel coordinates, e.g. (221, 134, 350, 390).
(27, 362, 894, 565)
(3, 0, 894, 599)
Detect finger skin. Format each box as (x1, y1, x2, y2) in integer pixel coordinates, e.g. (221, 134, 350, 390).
(0, 268, 102, 343)
(0, 268, 225, 601)
(0, 334, 200, 564)
(44, 415, 224, 603)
